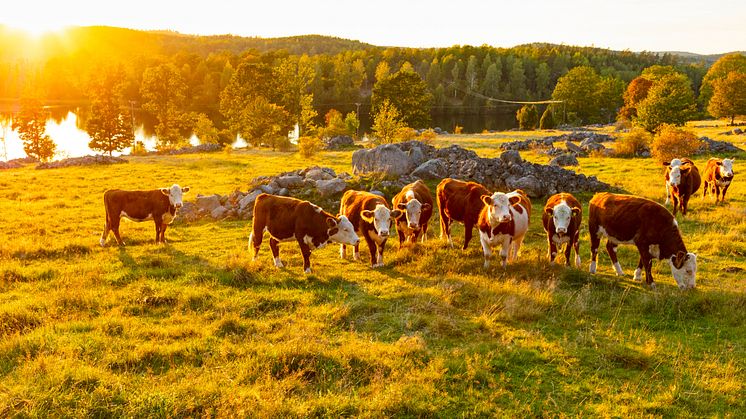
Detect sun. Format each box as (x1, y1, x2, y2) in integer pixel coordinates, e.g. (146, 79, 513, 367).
(5, 20, 68, 39)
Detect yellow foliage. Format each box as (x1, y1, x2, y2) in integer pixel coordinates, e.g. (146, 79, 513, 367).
(298, 136, 324, 158)
(615, 128, 651, 157)
(651, 124, 701, 163)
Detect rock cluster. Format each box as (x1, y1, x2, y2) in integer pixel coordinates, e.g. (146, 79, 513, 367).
(36, 155, 128, 170)
(719, 128, 744, 136)
(324, 135, 357, 150)
(698, 136, 744, 154)
(499, 130, 615, 151)
(154, 143, 223, 155)
(353, 141, 610, 198)
(177, 166, 353, 223)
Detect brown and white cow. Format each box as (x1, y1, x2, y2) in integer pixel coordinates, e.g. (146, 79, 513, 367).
(391, 180, 434, 246)
(542, 193, 582, 267)
(702, 157, 736, 203)
(589, 192, 697, 290)
(249, 194, 358, 274)
(436, 178, 491, 249)
(478, 189, 531, 268)
(663, 158, 701, 215)
(339, 190, 402, 267)
(100, 184, 190, 246)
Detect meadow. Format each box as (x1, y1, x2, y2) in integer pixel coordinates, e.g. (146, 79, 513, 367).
(0, 123, 745, 417)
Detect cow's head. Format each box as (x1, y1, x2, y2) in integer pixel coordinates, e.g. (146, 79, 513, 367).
(668, 165, 682, 187)
(718, 158, 735, 178)
(327, 215, 359, 246)
(395, 194, 432, 231)
(670, 251, 697, 290)
(160, 184, 190, 209)
(361, 204, 401, 237)
(544, 201, 580, 236)
(481, 192, 520, 225)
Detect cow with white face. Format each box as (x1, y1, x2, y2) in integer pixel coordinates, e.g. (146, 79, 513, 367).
(392, 180, 434, 246)
(542, 193, 582, 267)
(703, 157, 736, 203)
(339, 190, 402, 267)
(664, 158, 683, 205)
(477, 189, 531, 268)
(101, 184, 190, 246)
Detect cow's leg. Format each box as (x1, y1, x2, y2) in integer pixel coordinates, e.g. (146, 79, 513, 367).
(110, 216, 125, 246)
(363, 234, 377, 267)
(159, 224, 168, 244)
(511, 234, 525, 263)
(548, 236, 557, 264)
(606, 241, 624, 276)
(353, 242, 361, 261)
(100, 218, 110, 247)
(439, 207, 452, 247)
(420, 223, 428, 243)
(397, 226, 406, 248)
(249, 229, 263, 261)
(681, 193, 691, 215)
(665, 182, 671, 205)
(479, 232, 492, 269)
(339, 244, 346, 259)
(564, 239, 573, 267)
(714, 184, 721, 203)
(269, 238, 283, 268)
(671, 193, 679, 216)
(634, 257, 644, 281)
(635, 243, 655, 289)
(463, 221, 474, 250)
(298, 241, 313, 274)
(573, 233, 582, 268)
(701, 181, 708, 201)
(589, 225, 600, 274)
(721, 184, 730, 202)
(499, 236, 511, 268)
(376, 239, 387, 267)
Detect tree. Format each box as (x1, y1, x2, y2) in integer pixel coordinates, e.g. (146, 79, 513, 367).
(371, 70, 433, 128)
(12, 98, 56, 161)
(274, 56, 317, 135)
(651, 124, 701, 163)
(700, 53, 746, 111)
(192, 113, 222, 144)
(140, 63, 189, 148)
(618, 76, 654, 120)
(636, 73, 696, 132)
(344, 111, 360, 138)
(86, 67, 134, 155)
(551, 66, 600, 124)
(239, 96, 292, 150)
(596, 76, 625, 123)
(516, 105, 538, 130)
(371, 99, 407, 144)
(539, 107, 555, 129)
(707, 71, 746, 125)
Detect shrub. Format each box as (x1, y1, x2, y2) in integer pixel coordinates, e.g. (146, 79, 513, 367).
(539, 107, 555, 129)
(298, 136, 324, 158)
(516, 105, 539, 130)
(615, 128, 652, 157)
(394, 127, 417, 142)
(372, 99, 407, 144)
(614, 118, 632, 132)
(344, 111, 360, 139)
(651, 124, 701, 163)
(417, 128, 437, 144)
(454, 125, 463, 134)
(131, 141, 148, 156)
(322, 109, 349, 139)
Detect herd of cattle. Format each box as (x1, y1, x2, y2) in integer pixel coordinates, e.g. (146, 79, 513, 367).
(99, 157, 737, 291)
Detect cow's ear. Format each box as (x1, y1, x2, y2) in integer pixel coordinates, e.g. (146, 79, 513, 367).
(397, 203, 408, 210)
(674, 250, 687, 268)
(480, 195, 492, 206)
(662, 161, 670, 167)
(390, 209, 403, 219)
(730, 157, 736, 162)
(182, 187, 190, 193)
(509, 195, 521, 206)
(326, 217, 337, 228)
(361, 210, 375, 223)
(716, 161, 723, 166)
(571, 207, 581, 217)
(160, 188, 170, 196)
(327, 227, 339, 236)
(422, 203, 432, 212)
(544, 207, 553, 216)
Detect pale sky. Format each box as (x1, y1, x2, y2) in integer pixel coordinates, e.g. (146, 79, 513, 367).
(1, 0, 743, 54)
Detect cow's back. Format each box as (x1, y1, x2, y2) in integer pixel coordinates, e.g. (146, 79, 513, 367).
(340, 190, 387, 231)
(703, 158, 720, 182)
(104, 189, 169, 219)
(681, 159, 701, 193)
(437, 179, 489, 223)
(589, 193, 672, 242)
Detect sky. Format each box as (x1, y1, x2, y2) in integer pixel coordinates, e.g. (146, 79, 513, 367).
(0, 0, 743, 54)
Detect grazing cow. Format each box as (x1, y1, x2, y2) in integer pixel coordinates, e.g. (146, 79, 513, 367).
(663, 158, 701, 215)
(100, 184, 190, 246)
(478, 189, 531, 268)
(703, 157, 736, 203)
(436, 178, 491, 249)
(249, 194, 358, 274)
(542, 193, 582, 267)
(589, 192, 697, 290)
(339, 190, 402, 267)
(391, 180, 434, 246)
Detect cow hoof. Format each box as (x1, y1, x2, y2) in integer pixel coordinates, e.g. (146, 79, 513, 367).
(304, 268, 312, 274)
(483, 260, 490, 269)
(99, 239, 106, 247)
(633, 268, 643, 281)
(589, 261, 597, 274)
(649, 282, 657, 291)
(353, 253, 361, 261)
(273, 258, 284, 268)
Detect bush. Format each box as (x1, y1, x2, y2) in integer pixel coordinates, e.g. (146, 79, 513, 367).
(394, 127, 417, 142)
(539, 107, 555, 129)
(454, 125, 463, 134)
(298, 136, 324, 158)
(614, 118, 632, 132)
(651, 124, 701, 163)
(615, 128, 652, 157)
(321, 109, 349, 139)
(417, 129, 437, 144)
(131, 141, 148, 156)
(516, 105, 539, 130)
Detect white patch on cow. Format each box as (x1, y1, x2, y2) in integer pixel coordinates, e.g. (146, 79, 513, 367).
(161, 184, 189, 209)
(668, 165, 682, 187)
(485, 192, 513, 226)
(249, 232, 255, 254)
(329, 215, 360, 246)
(589, 260, 597, 274)
(403, 198, 423, 230)
(716, 179, 731, 188)
(670, 253, 697, 290)
(369, 204, 392, 237)
(100, 237, 107, 247)
(649, 244, 660, 259)
(304, 267, 312, 274)
(634, 268, 643, 281)
(720, 158, 734, 178)
(311, 204, 322, 213)
(479, 230, 493, 268)
(575, 254, 582, 268)
(162, 212, 174, 224)
(670, 158, 682, 168)
(303, 235, 317, 250)
(405, 190, 415, 200)
(613, 261, 624, 276)
(551, 200, 573, 234)
(121, 211, 152, 222)
(376, 251, 384, 267)
(552, 234, 571, 245)
(273, 257, 284, 268)
(673, 219, 678, 228)
(598, 226, 634, 245)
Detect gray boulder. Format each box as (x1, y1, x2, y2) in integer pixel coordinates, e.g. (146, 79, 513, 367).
(195, 194, 222, 212)
(566, 141, 586, 155)
(210, 206, 229, 219)
(276, 175, 304, 188)
(411, 158, 448, 180)
(352, 144, 415, 176)
(408, 146, 427, 168)
(239, 190, 263, 211)
(259, 184, 276, 194)
(316, 178, 347, 197)
(500, 150, 523, 166)
(369, 190, 385, 197)
(325, 135, 355, 150)
(305, 168, 333, 181)
(549, 154, 579, 167)
(278, 188, 289, 196)
(509, 175, 546, 198)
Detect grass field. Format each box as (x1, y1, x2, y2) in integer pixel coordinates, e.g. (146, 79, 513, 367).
(1, 123, 745, 416)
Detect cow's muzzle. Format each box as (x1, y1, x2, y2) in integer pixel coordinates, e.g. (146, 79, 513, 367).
(408, 223, 420, 230)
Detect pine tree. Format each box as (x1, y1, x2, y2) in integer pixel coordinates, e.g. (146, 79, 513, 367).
(12, 98, 56, 161)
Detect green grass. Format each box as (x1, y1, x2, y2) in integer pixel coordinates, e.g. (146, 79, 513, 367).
(0, 126, 745, 416)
